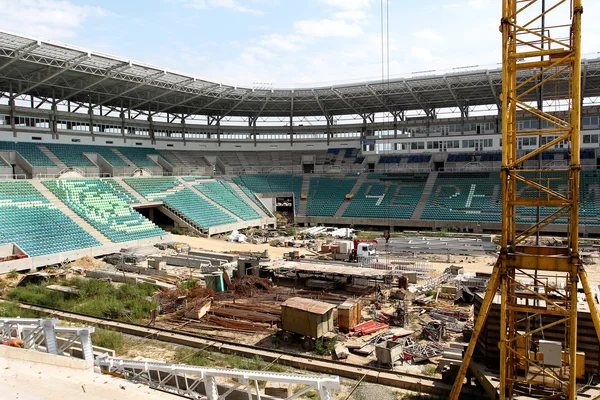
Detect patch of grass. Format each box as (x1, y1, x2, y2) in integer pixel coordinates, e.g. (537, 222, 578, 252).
(421, 364, 437, 376)
(0, 301, 42, 318)
(91, 328, 124, 353)
(179, 279, 200, 290)
(173, 349, 286, 373)
(6, 278, 157, 323)
(6, 270, 19, 280)
(355, 231, 382, 240)
(314, 337, 338, 356)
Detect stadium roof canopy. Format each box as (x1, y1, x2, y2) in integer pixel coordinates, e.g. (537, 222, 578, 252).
(1, 31, 600, 120)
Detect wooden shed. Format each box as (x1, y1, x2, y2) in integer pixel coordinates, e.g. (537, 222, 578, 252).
(280, 297, 335, 339)
(337, 299, 362, 333)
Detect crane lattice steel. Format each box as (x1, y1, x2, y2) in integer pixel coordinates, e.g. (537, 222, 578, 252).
(450, 1, 600, 399)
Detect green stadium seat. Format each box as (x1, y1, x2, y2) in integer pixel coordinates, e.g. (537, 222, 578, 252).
(0, 180, 100, 255)
(194, 180, 260, 221)
(42, 179, 166, 243)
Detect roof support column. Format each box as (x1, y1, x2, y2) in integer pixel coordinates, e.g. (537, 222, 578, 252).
(9, 82, 16, 138)
(216, 117, 221, 147)
(181, 118, 186, 146)
(120, 99, 126, 143)
(326, 115, 333, 146)
(361, 113, 374, 139)
(460, 105, 468, 136)
(148, 115, 155, 145)
(290, 91, 294, 147)
(289, 115, 293, 147)
(393, 111, 404, 139)
(88, 96, 94, 141)
(425, 108, 436, 137)
(51, 89, 58, 139)
(249, 116, 257, 148)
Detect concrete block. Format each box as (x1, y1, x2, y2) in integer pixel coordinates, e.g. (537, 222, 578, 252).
(264, 382, 290, 398)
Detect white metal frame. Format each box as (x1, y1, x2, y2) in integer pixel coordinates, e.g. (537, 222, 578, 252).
(96, 356, 340, 400)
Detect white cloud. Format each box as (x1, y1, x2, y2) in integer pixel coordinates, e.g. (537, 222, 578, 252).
(324, 0, 371, 10)
(410, 47, 435, 62)
(185, 0, 263, 16)
(467, 0, 489, 10)
(414, 29, 443, 42)
(0, 0, 108, 41)
(259, 34, 306, 52)
(294, 19, 363, 38)
(333, 10, 367, 21)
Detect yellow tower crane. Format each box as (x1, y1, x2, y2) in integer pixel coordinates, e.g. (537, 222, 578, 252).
(449, 1, 600, 399)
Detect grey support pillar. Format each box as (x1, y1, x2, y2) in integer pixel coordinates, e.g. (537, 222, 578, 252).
(42, 319, 58, 355)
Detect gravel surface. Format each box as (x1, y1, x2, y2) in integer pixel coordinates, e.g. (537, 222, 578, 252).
(350, 384, 395, 400)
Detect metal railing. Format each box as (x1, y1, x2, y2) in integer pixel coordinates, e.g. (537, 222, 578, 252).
(96, 356, 339, 400)
(0, 317, 95, 362)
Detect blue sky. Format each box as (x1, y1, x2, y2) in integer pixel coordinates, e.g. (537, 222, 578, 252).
(2, 0, 599, 88)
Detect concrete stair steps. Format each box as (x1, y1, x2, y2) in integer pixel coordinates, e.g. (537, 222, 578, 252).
(224, 178, 273, 219)
(112, 178, 148, 203)
(178, 178, 241, 222)
(30, 180, 112, 245)
(111, 149, 136, 167)
(411, 171, 439, 220)
(37, 145, 68, 170)
(297, 175, 311, 216)
(334, 173, 368, 218)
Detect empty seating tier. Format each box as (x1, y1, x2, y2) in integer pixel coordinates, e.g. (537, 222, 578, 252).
(234, 174, 302, 213)
(421, 172, 503, 222)
(343, 177, 426, 219)
(102, 179, 140, 204)
(0, 142, 55, 167)
(231, 177, 272, 215)
(182, 176, 212, 181)
(158, 188, 238, 228)
(44, 143, 129, 167)
(116, 147, 173, 167)
(43, 179, 165, 243)
(123, 177, 181, 199)
(306, 177, 356, 217)
(0, 180, 100, 256)
(194, 180, 260, 221)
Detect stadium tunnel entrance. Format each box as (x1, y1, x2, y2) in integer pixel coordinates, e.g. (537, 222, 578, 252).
(134, 204, 176, 233)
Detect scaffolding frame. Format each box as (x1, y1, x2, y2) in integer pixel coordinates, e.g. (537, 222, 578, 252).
(450, 1, 600, 399)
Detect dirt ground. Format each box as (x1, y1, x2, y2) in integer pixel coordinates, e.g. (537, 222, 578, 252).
(171, 234, 600, 287)
(171, 234, 315, 258)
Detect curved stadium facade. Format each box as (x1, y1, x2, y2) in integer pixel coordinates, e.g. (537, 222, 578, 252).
(0, 30, 600, 271)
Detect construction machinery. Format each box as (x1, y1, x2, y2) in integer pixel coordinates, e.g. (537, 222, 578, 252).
(349, 239, 378, 262)
(450, 1, 600, 399)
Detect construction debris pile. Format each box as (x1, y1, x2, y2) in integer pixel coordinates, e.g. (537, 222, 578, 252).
(44, 238, 492, 376)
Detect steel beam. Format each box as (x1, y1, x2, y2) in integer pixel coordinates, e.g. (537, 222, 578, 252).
(95, 70, 166, 106)
(0, 40, 40, 72)
(129, 77, 195, 110)
(14, 53, 90, 97)
(61, 61, 131, 102)
(156, 83, 223, 115)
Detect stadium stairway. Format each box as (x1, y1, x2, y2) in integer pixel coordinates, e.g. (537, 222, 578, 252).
(298, 175, 311, 216)
(410, 171, 438, 220)
(178, 177, 243, 222)
(110, 178, 151, 203)
(111, 149, 136, 167)
(37, 145, 68, 170)
(29, 180, 112, 245)
(222, 176, 275, 220)
(334, 173, 368, 218)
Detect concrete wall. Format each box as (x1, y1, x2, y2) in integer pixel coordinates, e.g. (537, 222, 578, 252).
(0, 234, 173, 273)
(0, 345, 94, 370)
